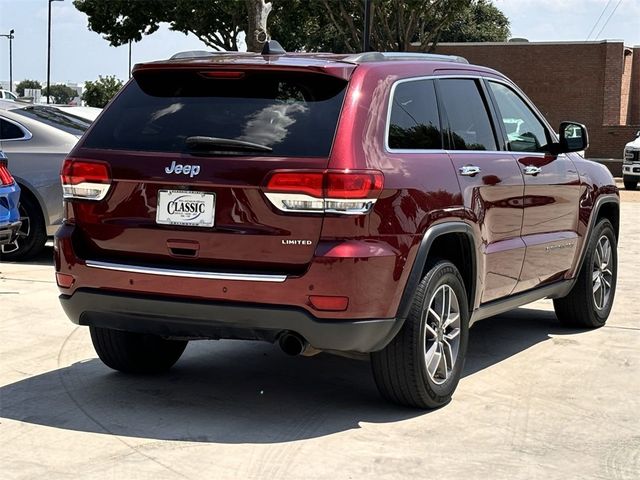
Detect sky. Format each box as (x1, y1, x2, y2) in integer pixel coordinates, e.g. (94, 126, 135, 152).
(0, 0, 639, 86)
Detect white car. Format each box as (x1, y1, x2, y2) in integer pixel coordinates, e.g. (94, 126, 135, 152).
(1, 90, 18, 101)
(623, 130, 640, 190)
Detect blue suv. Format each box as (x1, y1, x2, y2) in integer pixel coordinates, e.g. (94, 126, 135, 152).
(0, 150, 21, 248)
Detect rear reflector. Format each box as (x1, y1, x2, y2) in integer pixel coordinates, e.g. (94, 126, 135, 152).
(308, 295, 349, 311)
(264, 170, 384, 215)
(0, 164, 14, 186)
(55, 273, 75, 288)
(61, 158, 111, 201)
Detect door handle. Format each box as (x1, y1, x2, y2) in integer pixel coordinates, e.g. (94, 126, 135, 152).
(459, 165, 481, 177)
(523, 165, 542, 176)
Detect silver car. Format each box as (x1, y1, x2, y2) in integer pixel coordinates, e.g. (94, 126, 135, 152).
(0, 100, 100, 259)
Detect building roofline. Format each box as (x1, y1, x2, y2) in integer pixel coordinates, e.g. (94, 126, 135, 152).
(430, 40, 637, 48)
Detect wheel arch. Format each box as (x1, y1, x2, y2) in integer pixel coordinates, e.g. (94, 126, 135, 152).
(372, 222, 479, 353)
(397, 222, 478, 320)
(14, 178, 48, 225)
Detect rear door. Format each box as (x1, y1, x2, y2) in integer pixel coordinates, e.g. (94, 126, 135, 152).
(438, 77, 526, 303)
(70, 68, 348, 274)
(485, 80, 581, 293)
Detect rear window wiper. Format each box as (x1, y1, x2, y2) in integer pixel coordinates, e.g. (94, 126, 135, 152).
(186, 136, 273, 154)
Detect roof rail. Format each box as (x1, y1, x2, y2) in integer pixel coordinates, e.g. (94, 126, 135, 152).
(344, 52, 469, 64)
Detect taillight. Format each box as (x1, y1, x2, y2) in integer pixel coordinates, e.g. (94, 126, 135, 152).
(264, 170, 384, 214)
(61, 158, 111, 201)
(0, 164, 14, 186)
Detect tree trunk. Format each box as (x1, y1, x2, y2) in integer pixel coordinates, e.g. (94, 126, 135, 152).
(245, 0, 273, 52)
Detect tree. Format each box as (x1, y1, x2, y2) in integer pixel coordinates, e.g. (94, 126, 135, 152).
(42, 84, 78, 105)
(437, 0, 510, 43)
(82, 76, 124, 108)
(15, 79, 42, 97)
(74, 0, 510, 54)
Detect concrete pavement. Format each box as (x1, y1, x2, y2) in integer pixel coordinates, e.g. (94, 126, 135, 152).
(0, 203, 638, 480)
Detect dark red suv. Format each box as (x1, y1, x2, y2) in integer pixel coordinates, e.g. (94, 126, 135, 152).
(55, 47, 619, 408)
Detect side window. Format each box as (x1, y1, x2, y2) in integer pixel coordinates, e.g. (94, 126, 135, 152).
(488, 81, 549, 153)
(0, 119, 26, 140)
(438, 79, 497, 151)
(388, 79, 442, 150)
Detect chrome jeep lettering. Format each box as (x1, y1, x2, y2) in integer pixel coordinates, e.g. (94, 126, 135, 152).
(165, 161, 201, 178)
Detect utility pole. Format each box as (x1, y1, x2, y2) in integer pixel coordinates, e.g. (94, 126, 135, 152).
(363, 0, 372, 52)
(0, 30, 14, 92)
(128, 40, 132, 79)
(47, 0, 64, 104)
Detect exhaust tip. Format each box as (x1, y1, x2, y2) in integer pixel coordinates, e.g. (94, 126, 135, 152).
(279, 332, 307, 356)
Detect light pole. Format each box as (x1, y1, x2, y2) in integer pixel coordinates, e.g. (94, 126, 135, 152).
(128, 40, 132, 79)
(47, 0, 64, 104)
(363, 0, 372, 52)
(0, 29, 14, 92)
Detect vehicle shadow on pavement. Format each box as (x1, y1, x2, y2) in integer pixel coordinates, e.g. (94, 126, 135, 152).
(0, 306, 575, 443)
(0, 246, 54, 266)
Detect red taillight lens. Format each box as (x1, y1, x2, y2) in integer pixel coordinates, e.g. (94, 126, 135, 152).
(0, 164, 14, 186)
(55, 273, 75, 289)
(61, 158, 111, 201)
(325, 172, 384, 199)
(264, 170, 384, 214)
(61, 158, 110, 185)
(266, 172, 324, 198)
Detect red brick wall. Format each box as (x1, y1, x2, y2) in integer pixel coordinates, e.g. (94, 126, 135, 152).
(432, 41, 639, 159)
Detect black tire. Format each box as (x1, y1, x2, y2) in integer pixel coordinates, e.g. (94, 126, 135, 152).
(0, 192, 47, 261)
(554, 219, 617, 328)
(623, 177, 637, 190)
(90, 326, 188, 374)
(371, 260, 469, 409)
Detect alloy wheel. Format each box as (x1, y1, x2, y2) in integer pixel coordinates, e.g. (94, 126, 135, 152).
(592, 235, 613, 311)
(423, 284, 461, 385)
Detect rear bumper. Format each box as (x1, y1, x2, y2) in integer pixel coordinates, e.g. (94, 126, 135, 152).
(0, 221, 21, 245)
(60, 289, 398, 353)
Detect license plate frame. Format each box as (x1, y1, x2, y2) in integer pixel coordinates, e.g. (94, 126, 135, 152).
(156, 190, 215, 227)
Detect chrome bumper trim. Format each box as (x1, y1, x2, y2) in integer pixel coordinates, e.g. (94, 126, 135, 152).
(85, 260, 287, 283)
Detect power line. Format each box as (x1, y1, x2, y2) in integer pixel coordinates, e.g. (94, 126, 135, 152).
(586, 0, 613, 40)
(594, 0, 624, 40)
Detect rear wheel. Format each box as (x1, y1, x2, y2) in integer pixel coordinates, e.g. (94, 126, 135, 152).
(90, 326, 188, 374)
(554, 219, 617, 328)
(0, 193, 47, 261)
(623, 176, 638, 190)
(371, 260, 469, 409)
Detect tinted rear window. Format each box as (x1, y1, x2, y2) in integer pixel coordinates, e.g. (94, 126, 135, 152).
(12, 106, 91, 136)
(82, 70, 348, 157)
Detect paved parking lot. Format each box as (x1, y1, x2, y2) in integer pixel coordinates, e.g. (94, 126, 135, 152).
(1, 198, 639, 480)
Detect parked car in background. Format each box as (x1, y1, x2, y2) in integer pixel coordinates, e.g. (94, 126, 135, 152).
(56, 47, 619, 409)
(622, 130, 640, 190)
(0, 100, 99, 260)
(1, 90, 18, 101)
(0, 150, 21, 247)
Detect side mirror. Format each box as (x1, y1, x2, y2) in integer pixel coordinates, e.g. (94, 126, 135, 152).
(551, 121, 588, 154)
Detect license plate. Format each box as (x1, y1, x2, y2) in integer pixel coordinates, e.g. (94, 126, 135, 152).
(156, 190, 215, 227)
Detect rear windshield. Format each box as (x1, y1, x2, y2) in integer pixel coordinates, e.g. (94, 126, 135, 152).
(81, 70, 348, 157)
(12, 106, 92, 136)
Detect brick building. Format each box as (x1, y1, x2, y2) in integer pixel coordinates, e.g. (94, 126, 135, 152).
(433, 41, 640, 165)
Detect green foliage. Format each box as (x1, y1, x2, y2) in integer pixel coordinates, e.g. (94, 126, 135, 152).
(15, 79, 42, 97)
(82, 76, 124, 108)
(73, 0, 246, 51)
(438, 0, 510, 43)
(74, 0, 510, 54)
(42, 84, 78, 105)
